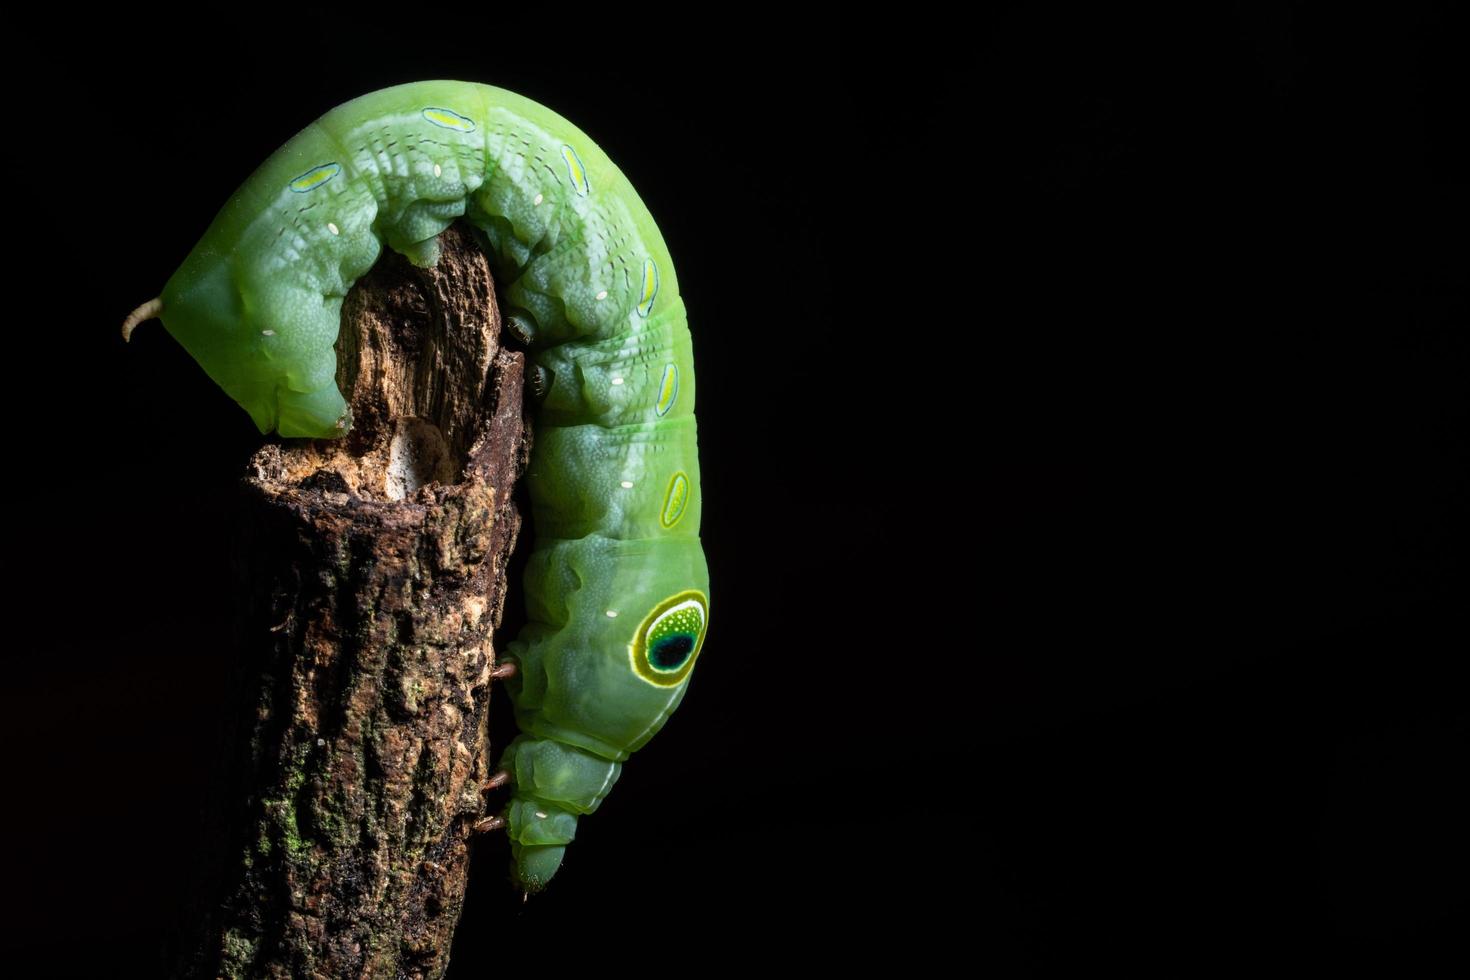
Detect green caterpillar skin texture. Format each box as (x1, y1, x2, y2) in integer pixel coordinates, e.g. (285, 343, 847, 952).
(149, 81, 710, 891)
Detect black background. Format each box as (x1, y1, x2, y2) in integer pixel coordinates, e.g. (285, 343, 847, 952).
(6, 6, 1464, 974)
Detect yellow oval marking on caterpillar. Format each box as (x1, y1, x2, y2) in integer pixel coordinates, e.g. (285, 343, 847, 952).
(327, 222, 340, 235)
(422, 107, 476, 132)
(661, 471, 690, 528)
(289, 163, 341, 193)
(433, 163, 442, 177)
(637, 258, 659, 317)
(533, 192, 544, 206)
(655, 364, 679, 417)
(561, 144, 590, 196)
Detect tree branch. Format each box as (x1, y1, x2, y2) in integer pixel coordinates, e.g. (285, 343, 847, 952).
(174, 223, 528, 978)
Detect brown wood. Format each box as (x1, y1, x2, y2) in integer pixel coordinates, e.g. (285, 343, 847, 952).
(173, 223, 528, 978)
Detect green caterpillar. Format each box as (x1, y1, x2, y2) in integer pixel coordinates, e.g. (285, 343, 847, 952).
(123, 80, 709, 892)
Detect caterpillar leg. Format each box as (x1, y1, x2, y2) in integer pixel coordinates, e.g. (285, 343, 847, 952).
(504, 312, 535, 346)
(527, 365, 552, 401)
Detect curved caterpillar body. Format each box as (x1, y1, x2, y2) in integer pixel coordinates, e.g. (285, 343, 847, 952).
(128, 81, 709, 891)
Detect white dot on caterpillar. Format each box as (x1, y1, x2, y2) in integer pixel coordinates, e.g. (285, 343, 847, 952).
(327, 222, 339, 236)
(596, 290, 608, 301)
(612, 377, 624, 385)
(533, 193, 544, 206)
(535, 811, 548, 819)
(433, 163, 442, 177)
(620, 481, 633, 489)
(606, 610, 619, 618)
(261, 329, 276, 336)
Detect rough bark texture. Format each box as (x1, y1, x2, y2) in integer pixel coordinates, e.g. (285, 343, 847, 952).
(175, 223, 528, 978)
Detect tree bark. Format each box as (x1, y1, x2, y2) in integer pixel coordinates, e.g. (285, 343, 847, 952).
(174, 223, 527, 978)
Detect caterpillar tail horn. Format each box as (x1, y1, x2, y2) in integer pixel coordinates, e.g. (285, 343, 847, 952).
(121, 297, 163, 342)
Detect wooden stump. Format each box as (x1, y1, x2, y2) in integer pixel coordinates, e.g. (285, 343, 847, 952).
(174, 223, 528, 978)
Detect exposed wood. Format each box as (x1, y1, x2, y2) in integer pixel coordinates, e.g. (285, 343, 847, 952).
(174, 223, 528, 978)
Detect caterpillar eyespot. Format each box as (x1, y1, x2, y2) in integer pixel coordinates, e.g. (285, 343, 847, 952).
(125, 80, 709, 893)
(630, 590, 709, 687)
